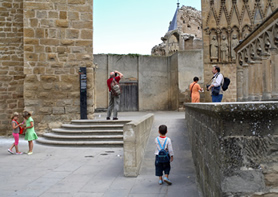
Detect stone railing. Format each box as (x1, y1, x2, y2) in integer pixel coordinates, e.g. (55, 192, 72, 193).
(185, 102, 278, 197)
(235, 9, 278, 101)
(123, 114, 154, 177)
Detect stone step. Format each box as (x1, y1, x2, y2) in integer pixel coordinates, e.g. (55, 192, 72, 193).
(61, 124, 124, 130)
(71, 120, 131, 125)
(36, 138, 123, 147)
(42, 133, 123, 141)
(52, 128, 123, 135)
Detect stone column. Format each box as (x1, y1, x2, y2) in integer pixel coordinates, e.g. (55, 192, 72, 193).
(242, 64, 249, 101)
(253, 61, 263, 101)
(261, 55, 272, 100)
(271, 48, 278, 99)
(248, 63, 255, 100)
(237, 66, 243, 101)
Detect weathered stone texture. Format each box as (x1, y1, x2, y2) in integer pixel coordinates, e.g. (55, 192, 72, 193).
(0, 0, 24, 135)
(185, 102, 278, 197)
(201, 0, 277, 102)
(0, 0, 94, 135)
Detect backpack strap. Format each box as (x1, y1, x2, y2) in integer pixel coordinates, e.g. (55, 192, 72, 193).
(157, 137, 168, 151)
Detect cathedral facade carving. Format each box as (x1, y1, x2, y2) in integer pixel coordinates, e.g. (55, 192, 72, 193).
(202, 0, 277, 102)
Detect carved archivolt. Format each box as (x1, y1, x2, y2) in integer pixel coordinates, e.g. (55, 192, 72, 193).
(237, 22, 278, 65)
(205, 0, 275, 27)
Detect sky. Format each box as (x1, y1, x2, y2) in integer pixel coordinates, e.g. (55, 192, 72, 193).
(93, 0, 201, 55)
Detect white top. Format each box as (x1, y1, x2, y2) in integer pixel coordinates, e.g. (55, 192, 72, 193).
(211, 73, 224, 95)
(212, 73, 224, 87)
(154, 136, 174, 156)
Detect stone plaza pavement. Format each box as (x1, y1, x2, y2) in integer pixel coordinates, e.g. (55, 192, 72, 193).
(0, 111, 201, 197)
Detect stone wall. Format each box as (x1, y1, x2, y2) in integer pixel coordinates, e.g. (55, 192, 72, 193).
(94, 50, 203, 111)
(0, 0, 95, 135)
(123, 113, 154, 177)
(0, 0, 24, 135)
(185, 102, 278, 197)
(201, 0, 277, 102)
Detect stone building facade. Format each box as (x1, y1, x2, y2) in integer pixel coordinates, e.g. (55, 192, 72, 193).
(0, 0, 94, 135)
(235, 9, 277, 101)
(151, 5, 203, 56)
(201, 0, 277, 102)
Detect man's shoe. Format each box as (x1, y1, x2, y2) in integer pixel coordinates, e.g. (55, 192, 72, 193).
(163, 177, 172, 185)
(158, 180, 163, 185)
(106, 117, 110, 120)
(113, 118, 118, 120)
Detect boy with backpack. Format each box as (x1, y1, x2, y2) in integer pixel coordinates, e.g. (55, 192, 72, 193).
(155, 125, 174, 185)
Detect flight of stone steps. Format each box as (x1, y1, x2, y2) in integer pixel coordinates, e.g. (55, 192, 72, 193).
(36, 120, 131, 147)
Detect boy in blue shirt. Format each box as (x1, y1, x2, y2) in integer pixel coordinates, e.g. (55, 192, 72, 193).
(155, 125, 174, 185)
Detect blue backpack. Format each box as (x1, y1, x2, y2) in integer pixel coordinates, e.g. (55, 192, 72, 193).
(157, 137, 170, 163)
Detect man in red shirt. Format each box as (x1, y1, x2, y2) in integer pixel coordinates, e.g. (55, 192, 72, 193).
(107, 70, 123, 120)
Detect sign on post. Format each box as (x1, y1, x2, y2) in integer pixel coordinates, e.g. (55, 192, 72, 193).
(79, 67, 87, 119)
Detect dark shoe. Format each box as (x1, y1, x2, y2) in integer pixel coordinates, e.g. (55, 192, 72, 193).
(106, 117, 110, 120)
(113, 118, 118, 120)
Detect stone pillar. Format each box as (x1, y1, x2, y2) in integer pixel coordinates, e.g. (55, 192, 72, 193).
(242, 64, 249, 101)
(253, 61, 263, 101)
(23, 0, 94, 133)
(261, 55, 272, 100)
(237, 66, 243, 101)
(248, 63, 255, 100)
(271, 48, 278, 99)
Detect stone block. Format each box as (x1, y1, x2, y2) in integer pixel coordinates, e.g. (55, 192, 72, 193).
(40, 39, 59, 46)
(25, 53, 38, 61)
(75, 40, 92, 46)
(48, 53, 57, 60)
(35, 28, 44, 38)
(24, 28, 34, 37)
(53, 107, 65, 115)
(68, 12, 79, 20)
(33, 67, 45, 74)
(68, 0, 85, 4)
(24, 2, 53, 10)
(24, 38, 39, 45)
(41, 75, 59, 82)
(81, 30, 92, 39)
(61, 39, 74, 45)
(36, 11, 47, 18)
(72, 21, 92, 29)
(66, 29, 79, 39)
(24, 45, 33, 52)
(55, 19, 69, 28)
(49, 11, 58, 18)
(60, 11, 67, 19)
(30, 18, 38, 27)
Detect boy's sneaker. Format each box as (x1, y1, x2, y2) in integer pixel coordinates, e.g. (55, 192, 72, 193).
(8, 149, 14, 154)
(158, 180, 163, 185)
(163, 177, 172, 185)
(16, 152, 23, 155)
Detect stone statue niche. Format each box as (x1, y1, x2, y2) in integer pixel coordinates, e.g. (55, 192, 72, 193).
(210, 32, 218, 62)
(242, 25, 251, 39)
(231, 34, 239, 61)
(220, 33, 229, 62)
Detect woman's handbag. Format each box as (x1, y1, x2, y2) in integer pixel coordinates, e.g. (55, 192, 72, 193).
(211, 86, 220, 96)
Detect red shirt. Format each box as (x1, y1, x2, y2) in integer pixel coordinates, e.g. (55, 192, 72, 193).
(107, 76, 121, 91)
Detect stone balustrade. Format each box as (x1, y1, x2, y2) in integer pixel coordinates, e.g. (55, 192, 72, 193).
(123, 114, 154, 177)
(185, 102, 278, 197)
(235, 9, 278, 102)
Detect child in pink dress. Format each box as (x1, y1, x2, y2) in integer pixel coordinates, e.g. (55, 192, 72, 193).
(8, 112, 23, 155)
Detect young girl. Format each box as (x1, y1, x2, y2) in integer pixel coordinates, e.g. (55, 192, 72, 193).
(8, 112, 23, 155)
(23, 111, 38, 155)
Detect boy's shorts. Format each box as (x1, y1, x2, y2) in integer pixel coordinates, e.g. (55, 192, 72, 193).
(155, 155, 171, 176)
